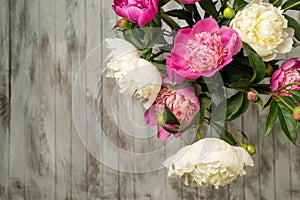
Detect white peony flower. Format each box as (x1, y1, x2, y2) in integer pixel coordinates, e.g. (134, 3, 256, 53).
(163, 138, 254, 189)
(230, 0, 294, 61)
(103, 38, 162, 109)
(103, 38, 140, 80)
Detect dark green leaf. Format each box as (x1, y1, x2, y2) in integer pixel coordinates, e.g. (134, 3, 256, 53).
(229, 78, 250, 91)
(269, 0, 283, 7)
(220, 129, 238, 145)
(284, 14, 300, 41)
(163, 106, 180, 125)
(290, 90, 300, 103)
(199, 0, 218, 19)
(243, 42, 266, 83)
(226, 92, 249, 121)
(282, 0, 300, 11)
(160, 13, 181, 30)
(277, 101, 298, 144)
(165, 9, 194, 26)
(279, 96, 296, 107)
(159, 0, 171, 7)
(265, 99, 279, 136)
(233, 0, 248, 12)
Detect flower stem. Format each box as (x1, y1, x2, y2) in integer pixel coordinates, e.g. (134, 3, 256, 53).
(272, 93, 295, 111)
(196, 123, 202, 140)
(284, 1, 300, 11)
(272, 82, 300, 92)
(231, 134, 246, 149)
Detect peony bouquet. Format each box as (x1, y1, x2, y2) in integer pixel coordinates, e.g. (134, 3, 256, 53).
(103, 0, 300, 188)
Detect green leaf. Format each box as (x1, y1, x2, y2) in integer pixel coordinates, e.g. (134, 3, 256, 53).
(123, 30, 143, 50)
(165, 9, 194, 26)
(265, 99, 279, 136)
(233, 0, 248, 12)
(159, 0, 171, 7)
(229, 78, 250, 91)
(282, 0, 300, 11)
(163, 106, 180, 125)
(160, 13, 181, 30)
(243, 42, 266, 83)
(269, 0, 283, 7)
(284, 14, 300, 41)
(226, 92, 250, 121)
(199, 0, 218, 19)
(277, 101, 298, 144)
(290, 90, 300, 103)
(220, 129, 238, 145)
(280, 96, 296, 107)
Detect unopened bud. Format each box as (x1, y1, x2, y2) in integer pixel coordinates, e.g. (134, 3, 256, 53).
(246, 144, 256, 155)
(265, 63, 274, 76)
(200, 97, 212, 109)
(293, 106, 300, 122)
(156, 113, 165, 125)
(117, 18, 130, 30)
(247, 91, 258, 102)
(223, 7, 235, 19)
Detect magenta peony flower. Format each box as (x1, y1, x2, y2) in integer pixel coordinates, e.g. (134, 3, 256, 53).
(112, 0, 159, 27)
(182, 0, 199, 4)
(167, 18, 242, 79)
(144, 85, 200, 140)
(271, 58, 300, 96)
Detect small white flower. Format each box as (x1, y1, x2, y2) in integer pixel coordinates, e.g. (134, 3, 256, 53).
(163, 138, 254, 189)
(103, 38, 162, 109)
(230, 0, 294, 61)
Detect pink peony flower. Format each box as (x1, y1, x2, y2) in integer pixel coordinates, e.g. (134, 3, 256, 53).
(167, 18, 242, 79)
(145, 85, 200, 140)
(112, 0, 159, 27)
(182, 0, 199, 4)
(271, 58, 300, 96)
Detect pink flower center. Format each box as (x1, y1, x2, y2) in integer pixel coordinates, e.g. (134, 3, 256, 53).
(184, 32, 227, 73)
(155, 87, 196, 123)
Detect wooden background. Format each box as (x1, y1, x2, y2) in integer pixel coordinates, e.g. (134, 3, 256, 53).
(0, 0, 300, 199)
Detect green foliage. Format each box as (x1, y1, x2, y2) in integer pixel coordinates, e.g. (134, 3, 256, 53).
(199, 0, 218, 19)
(284, 14, 300, 41)
(243, 42, 266, 83)
(277, 101, 298, 144)
(265, 99, 279, 136)
(163, 106, 180, 125)
(226, 92, 249, 121)
(282, 0, 300, 11)
(269, 0, 283, 7)
(233, 0, 248, 12)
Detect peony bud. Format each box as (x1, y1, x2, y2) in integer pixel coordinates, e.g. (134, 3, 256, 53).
(117, 18, 130, 30)
(293, 106, 300, 122)
(200, 97, 212, 109)
(156, 113, 165, 126)
(223, 7, 235, 19)
(247, 91, 258, 102)
(265, 63, 274, 77)
(246, 144, 256, 156)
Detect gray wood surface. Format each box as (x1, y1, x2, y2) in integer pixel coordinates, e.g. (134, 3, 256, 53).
(0, 1, 300, 199)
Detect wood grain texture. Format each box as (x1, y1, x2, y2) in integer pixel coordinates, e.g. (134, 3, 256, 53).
(0, 1, 300, 200)
(0, 0, 10, 199)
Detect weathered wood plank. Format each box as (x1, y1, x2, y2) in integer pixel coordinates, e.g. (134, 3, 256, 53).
(101, 1, 120, 199)
(243, 104, 260, 200)
(228, 117, 245, 200)
(259, 95, 275, 200)
(55, 0, 73, 198)
(9, 0, 42, 199)
(30, 0, 56, 199)
(85, 0, 103, 199)
(69, 0, 88, 199)
(0, 0, 10, 199)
